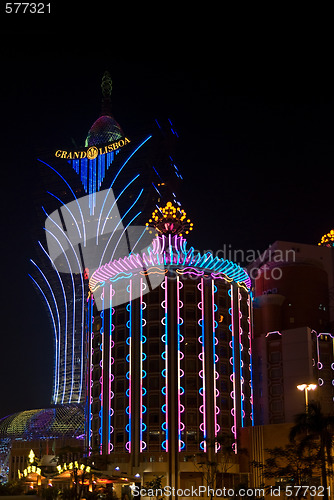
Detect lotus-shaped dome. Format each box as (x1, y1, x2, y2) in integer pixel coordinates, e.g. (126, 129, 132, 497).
(85, 115, 124, 147)
(0, 405, 84, 439)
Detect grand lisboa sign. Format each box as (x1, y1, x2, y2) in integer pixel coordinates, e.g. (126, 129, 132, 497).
(55, 137, 131, 160)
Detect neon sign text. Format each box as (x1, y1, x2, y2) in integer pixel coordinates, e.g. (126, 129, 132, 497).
(55, 137, 131, 160)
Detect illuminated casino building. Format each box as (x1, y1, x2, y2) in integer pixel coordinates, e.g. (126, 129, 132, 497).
(86, 202, 253, 487)
(30, 72, 182, 405)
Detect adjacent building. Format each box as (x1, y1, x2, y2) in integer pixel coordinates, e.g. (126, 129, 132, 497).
(248, 238, 334, 424)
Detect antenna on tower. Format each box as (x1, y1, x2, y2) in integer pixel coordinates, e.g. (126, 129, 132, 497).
(101, 71, 112, 116)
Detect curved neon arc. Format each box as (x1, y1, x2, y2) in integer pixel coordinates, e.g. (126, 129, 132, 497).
(38, 241, 68, 404)
(38, 159, 87, 245)
(43, 228, 75, 404)
(98, 188, 143, 267)
(46, 191, 82, 240)
(29, 274, 59, 404)
(100, 174, 141, 238)
(42, 207, 85, 403)
(30, 259, 61, 401)
(96, 136, 152, 243)
(90, 234, 251, 292)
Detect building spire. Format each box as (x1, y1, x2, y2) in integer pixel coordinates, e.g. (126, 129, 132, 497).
(100, 71, 113, 116)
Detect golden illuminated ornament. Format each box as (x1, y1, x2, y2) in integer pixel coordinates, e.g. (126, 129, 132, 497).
(318, 229, 334, 247)
(147, 201, 193, 236)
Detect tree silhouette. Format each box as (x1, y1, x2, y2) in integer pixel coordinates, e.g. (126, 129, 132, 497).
(252, 441, 319, 498)
(290, 402, 334, 500)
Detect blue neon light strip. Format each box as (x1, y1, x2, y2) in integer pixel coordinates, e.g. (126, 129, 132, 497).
(248, 292, 254, 425)
(125, 281, 132, 453)
(108, 285, 114, 453)
(96, 136, 152, 243)
(212, 281, 219, 449)
(161, 277, 168, 452)
(198, 278, 207, 452)
(41, 206, 85, 403)
(229, 286, 238, 452)
(100, 174, 141, 237)
(99, 293, 104, 454)
(38, 240, 68, 404)
(43, 226, 76, 404)
(37, 160, 87, 245)
(140, 279, 147, 452)
(238, 291, 244, 427)
(87, 296, 93, 455)
(176, 277, 185, 451)
(29, 274, 59, 404)
(99, 187, 143, 266)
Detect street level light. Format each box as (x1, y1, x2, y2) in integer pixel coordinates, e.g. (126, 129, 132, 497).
(297, 383, 317, 411)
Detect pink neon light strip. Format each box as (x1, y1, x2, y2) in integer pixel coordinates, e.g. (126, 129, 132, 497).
(247, 296, 254, 424)
(200, 278, 207, 452)
(164, 276, 168, 452)
(108, 284, 115, 453)
(238, 291, 244, 428)
(177, 276, 181, 451)
(230, 285, 237, 450)
(100, 291, 105, 455)
(212, 281, 219, 451)
(140, 278, 146, 452)
(128, 280, 132, 453)
(176, 276, 185, 451)
(88, 296, 93, 455)
(89, 234, 251, 292)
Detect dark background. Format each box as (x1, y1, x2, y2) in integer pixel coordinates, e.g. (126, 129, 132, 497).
(0, 8, 333, 417)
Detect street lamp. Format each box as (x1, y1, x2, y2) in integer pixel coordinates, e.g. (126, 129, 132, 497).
(297, 383, 317, 411)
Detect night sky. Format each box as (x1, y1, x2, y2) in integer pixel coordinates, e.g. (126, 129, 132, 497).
(0, 14, 333, 418)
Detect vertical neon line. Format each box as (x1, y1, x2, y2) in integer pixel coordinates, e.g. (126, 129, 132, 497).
(212, 281, 219, 451)
(29, 274, 59, 405)
(109, 285, 115, 453)
(177, 276, 181, 451)
(43, 227, 76, 403)
(161, 276, 168, 452)
(238, 290, 244, 427)
(129, 281, 132, 453)
(125, 280, 132, 453)
(39, 235, 68, 404)
(108, 286, 112, 454)
(39, 201, 85, 403)
(92, 158, 96, 215)
(30, 260, 61, 403)
(176, 276, 185, 451)
(248, 292, 254, 425)
(316, 335, 321, 366)
(200, 278, 206, 452)
(230, 285, 237, 450)
(139, 280, 147, 452)
(88, 295, 93, 455)
(140, 278, 143, 451)
(165, 276, 168, 452)
(99, 292, 104, 455)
